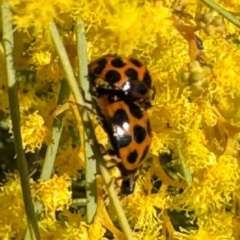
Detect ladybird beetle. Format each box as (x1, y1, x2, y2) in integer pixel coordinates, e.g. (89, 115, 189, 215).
(88, 54, 153, 108)
(94, 96, 152, 194)
(88, 54, 154, 194)
(106, 99, 151, 169)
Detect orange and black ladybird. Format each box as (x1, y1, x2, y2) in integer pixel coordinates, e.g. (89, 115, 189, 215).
(88, 54, 153, 109)
(88, 54, 154, 194)
(94, 95, 152, 194)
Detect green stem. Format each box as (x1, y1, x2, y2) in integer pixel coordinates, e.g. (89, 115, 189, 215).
(40, 79, 69, 180)
(76, 20, 97, 224)
(71, 198, 87, 207)
(1, 3, 40, 240)
(50, 22, 85, 105)
(50, 21, 133, 239)
(25, 79, 69, 239)
(200, 0, 240, 28)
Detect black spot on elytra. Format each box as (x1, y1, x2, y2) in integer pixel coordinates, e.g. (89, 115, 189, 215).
(105, 70, 121, 84)
(93, 58, 107, 74)
(136, 82, 148, 95)
(140, 145, 150, 162)
(129, 58, 142, 67)
(134, 125, 146, 144)
(111, 57, 126, 68)
(146, 120, 152, 136)
(125, 68, 138, 80)
(112, 109, 129, 126)
(114, 135, 132, 148)
(143, 71, 152, 87)
(127, 102, 143, 119)
(127, 150, 138, 163)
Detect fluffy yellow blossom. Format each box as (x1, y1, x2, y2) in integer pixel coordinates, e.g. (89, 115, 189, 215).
(150, 91, 200, 155)
(178, 129, 217, 171)
(33, 51, 52, 66)
(40, 211, 89, 239)
(126, 192, 163, 240)
(12, 111, 52, 152)
(102, 1, 172, 57)
(216, 0, 240, 11)
(9, 0, 75, 30)
(40, 210, 107, 240)
(213, 45, 240, 96)
(88, 220, 106, 240)
(32, 174, 72, 218)
(175, 210, 235, 239)
(32, 50, 62, 83)
(94, 124, 109, 149)
(172, 155, 240, 213)
(121, 174, 166, 238)
(0, 175, 26, 239)
(55, 143, 85, 177)
(197, 210, 235, 238)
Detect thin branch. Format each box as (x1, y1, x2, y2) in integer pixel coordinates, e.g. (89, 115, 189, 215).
(76, 19, 97, 224)
(200, 0, 240, 28)
(50, 21, 133, 239)
(25, 79, 69, 239)
(41, 79, 69, 180)
(71, 198, 87, 207)
(1, 3, 40, 240)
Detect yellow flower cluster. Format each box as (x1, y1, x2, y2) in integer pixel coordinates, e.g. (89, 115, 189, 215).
(0, 174, 72, 238)
(32, 174, 72, 217)
(0, 0, 240, 239)
(55, 142, 85, 177)
(173, 155, 239, 212)
(0, 175, 26, 239)
(9, 111, 52, 152)
(40, 210, 107, 240)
